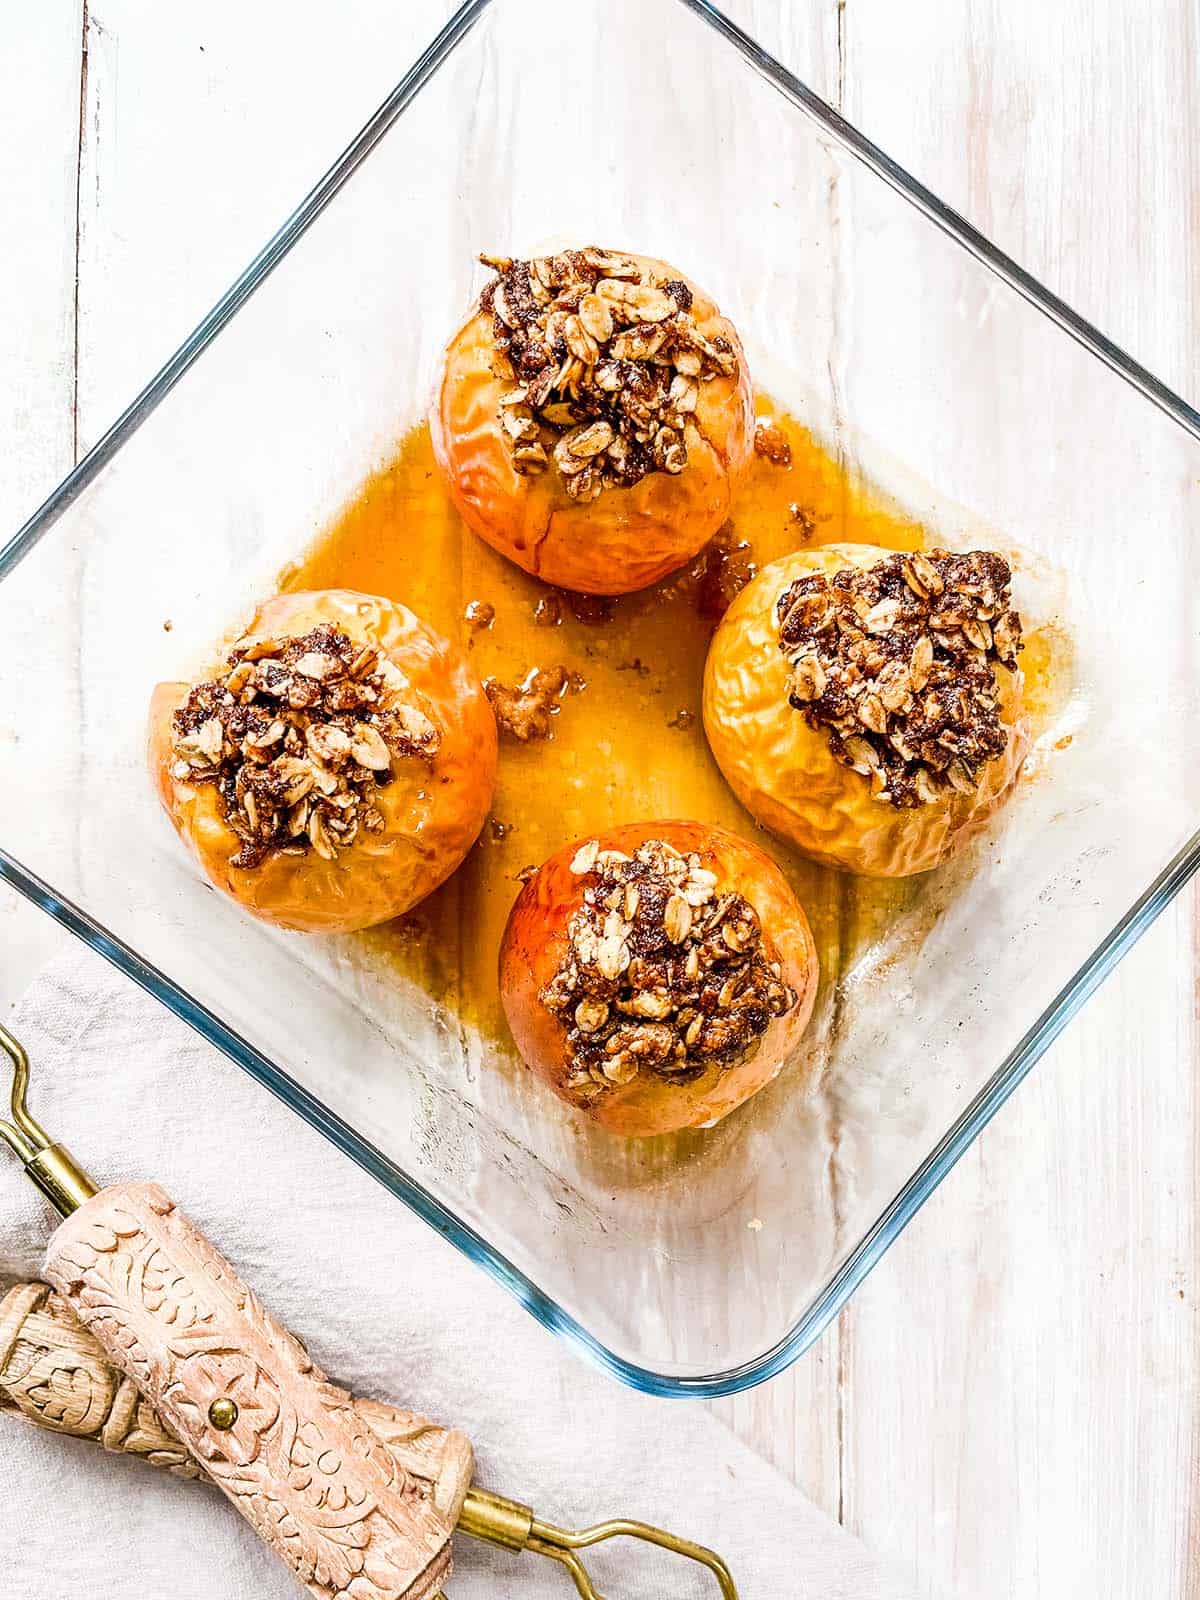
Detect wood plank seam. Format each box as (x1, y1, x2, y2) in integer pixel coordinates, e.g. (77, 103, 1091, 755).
(71, 0, 87, 465)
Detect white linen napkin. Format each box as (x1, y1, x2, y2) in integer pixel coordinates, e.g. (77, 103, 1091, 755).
(0, 948, 924, 1598)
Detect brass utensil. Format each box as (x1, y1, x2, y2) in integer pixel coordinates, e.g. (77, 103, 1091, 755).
(0, 1020, 735, 1599)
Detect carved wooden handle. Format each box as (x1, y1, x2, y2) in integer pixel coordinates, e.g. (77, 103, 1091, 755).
(0, 1280, 202, 1476)
(0, 1284, 471, 1497)
(37, 1182, 473, 1600)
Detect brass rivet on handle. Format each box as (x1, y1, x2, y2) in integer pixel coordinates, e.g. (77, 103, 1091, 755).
(208, 1398, 238, 1431)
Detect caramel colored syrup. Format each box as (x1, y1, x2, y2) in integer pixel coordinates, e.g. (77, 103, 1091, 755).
(280, 396, 1069, 1076)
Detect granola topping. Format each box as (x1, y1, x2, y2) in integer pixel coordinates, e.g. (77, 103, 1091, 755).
(775, 550, 1023, 809)
(170, 623, 441, 868)
(540, 838, 796, 1096)
(479, 247, 738, 502)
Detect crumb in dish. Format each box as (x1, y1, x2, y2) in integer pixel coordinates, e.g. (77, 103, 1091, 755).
(484, 665, 571, 743)
(753, 419, 793, 467)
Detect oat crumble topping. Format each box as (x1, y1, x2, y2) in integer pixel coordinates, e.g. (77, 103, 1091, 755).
(775, 550, 1023, 809)
(170, 623, 440, 868)
(540, 837, 796, 1096)
(479, 247, 738, 502)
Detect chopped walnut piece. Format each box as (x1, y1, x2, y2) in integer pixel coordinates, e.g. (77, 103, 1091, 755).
(753, 419, 792, 467)
(480, 248, 738, 501)
(485, 666, 570, 742)
(170, 622, 441, 869)
(775, 549, 1023, 810)
(540, 838, 796, 1097)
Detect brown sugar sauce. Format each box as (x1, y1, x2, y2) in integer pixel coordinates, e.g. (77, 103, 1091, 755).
(280, 395, 1069, 1120)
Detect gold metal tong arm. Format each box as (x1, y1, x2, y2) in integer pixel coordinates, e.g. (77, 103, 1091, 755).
(460, 1486, 738, 1598)
(0, 1020, 97, 1215)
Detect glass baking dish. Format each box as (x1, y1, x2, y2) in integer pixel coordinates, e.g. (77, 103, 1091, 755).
(2, 0, 1198, 1397)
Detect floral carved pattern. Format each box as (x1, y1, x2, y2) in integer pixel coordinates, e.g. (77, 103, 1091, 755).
(0, 1282, 199, 1475)
(39, 1184, 472, 1600)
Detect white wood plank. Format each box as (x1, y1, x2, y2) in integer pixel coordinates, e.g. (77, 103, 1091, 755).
(0, 2, 80, 507)
(0, 3, 83, 993)
(712, 3, 1199, 1596)
(73, 0, 460, 444)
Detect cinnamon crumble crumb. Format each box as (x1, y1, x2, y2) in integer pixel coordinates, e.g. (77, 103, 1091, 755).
(753, 420, 792, 467)
(788, 504, 817, 541)
(561, 589, 616, 626)
(464, 599, 495, 632)
(533, 593, 563, 627)
(485, 666, 569, 742)
(690, 527, 757, 622)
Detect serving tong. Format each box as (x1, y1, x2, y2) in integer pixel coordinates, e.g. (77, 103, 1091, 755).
(0, 1020, 735, 1599)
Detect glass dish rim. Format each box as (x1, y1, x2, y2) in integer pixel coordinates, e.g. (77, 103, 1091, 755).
(3, 0, 1199, 1398)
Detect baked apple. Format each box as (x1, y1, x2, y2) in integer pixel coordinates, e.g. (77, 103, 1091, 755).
(703, 545, 1029, 877)
(148, 588, 497, 933)
(499, 821, 819, 1136)
(430, 246, 754, 595)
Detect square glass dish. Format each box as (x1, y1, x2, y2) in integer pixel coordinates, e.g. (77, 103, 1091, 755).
(2, 0, 1198, 1397)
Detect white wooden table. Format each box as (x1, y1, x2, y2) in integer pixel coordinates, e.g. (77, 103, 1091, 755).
(2, 5, 1196, 1595)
